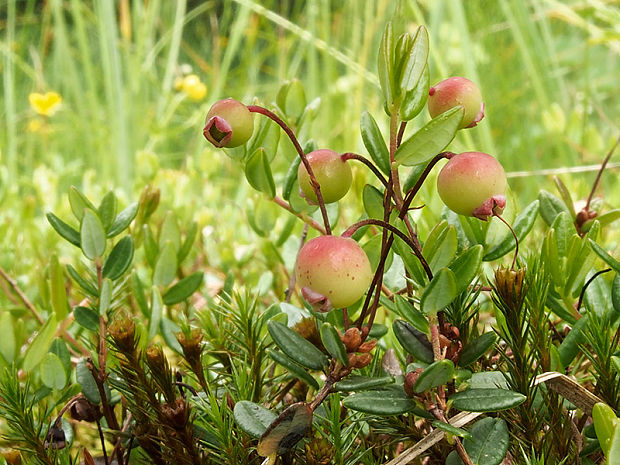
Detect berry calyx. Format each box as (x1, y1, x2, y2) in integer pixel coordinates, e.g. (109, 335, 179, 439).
(203, 98, 254, 148)
(298, 149, 352, 204)
(295, 235, 373, 310)
(437, 151, 507, 220)
(428, 77, 484, 129)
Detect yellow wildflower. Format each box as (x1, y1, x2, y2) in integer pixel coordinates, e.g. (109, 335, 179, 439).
(181, 74, 207, 101)
(29, 91, 62, 116)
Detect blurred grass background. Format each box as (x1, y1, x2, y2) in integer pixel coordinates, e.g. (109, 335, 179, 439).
(0, 0, 619, 282)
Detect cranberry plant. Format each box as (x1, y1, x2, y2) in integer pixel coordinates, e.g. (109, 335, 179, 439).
(0, 19, 618, 465)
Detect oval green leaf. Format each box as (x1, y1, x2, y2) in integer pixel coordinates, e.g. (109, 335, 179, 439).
(459, 332, 497, 367)
(102, 236, 134, 280)
(98, 191, 117, 231)
(319, 323, 348, 366)
(393, 319, 434, 364)
(46, 212, 81, 247)
(23, 315, 57, 372)
(107, 202, 139, 237)
(163, 271, 204, 306)
(393, 295, 429, 333)
(245, 148, 276, 198)
(267, 320, 328, 371)
(40, 352, 67, 390)
(361, 111, 390, 175)
(76, 358, 101, 403)
(80, 209, 106, 260)
(267, 349, 319, 390)
(449, 245, 483, 294)
(334, 375, 394, 392)
(153, 241, 177, 287)
(394, 106, 463, 166)
(148, 286, 163, 340)
(343, 386, 418, 415)
(73, 306, 99, 331)
(413, 359, 454, 393)
(421, 268, 458, 314)
(589, 239, 620, 273)
(450, 388, 526, 412)
(234, 401, 277, 439)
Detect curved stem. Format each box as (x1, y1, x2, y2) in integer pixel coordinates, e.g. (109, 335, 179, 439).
(495, 214, 519, 270)
(585, 134, 620, 211)
(341, 152, 389, 188)
(342, 218, 418, 253)
(248, 105, 331, 234)
(397, 121, 407, 147)
(272, 196, 327, 235)
(401, 152, 454, 217)
(577, 268, 612, 312)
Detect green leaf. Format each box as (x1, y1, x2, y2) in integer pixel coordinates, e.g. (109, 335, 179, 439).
(69, 186, 96, 221)
(46, 212, 81, 247)
(0, 312, 15, 362)
(398, 26, 428, 95)
(178, 221, 198, 263)
(343, 386, 418, 415)
(449, 245, 483, 294)
(484, 200, 540, 261)
(424, 224, 458, 274)
(393, 319, 434, 364)
(421, 268, 458, 314)
(149, 286, 163, 340)
(431, 420, 473, 440)
(608, 426, 620, 465)
(132, 272, 149, 317)
(80, 209, 106, 260)
(319, 323, 348, 366)
(267, 321, 328, 370)
(593, 402, 619, 458)
(163, 272, 203, 305)
(447, 417, 509, 465)
(363, 184, 385, 220)
(282, 156, 301, 201)
(102, 236, 134, 280)
(394, 107, 463, 166)
(98, 191, 117, 231)
(553, 176, 576, 218)
(583, 208, 620, 232)
(558, 315, 589, 367)
(450, 388, 526, 412)
(268, 349, 319, 390)
(143, 225, 158, 267)
(234, 401, 277, 439)
(334, 375, 394, 392)
(589, 239, 620, 273)
(160, 317, 183, 354)
(99, 278, 112, 315)
(378, 22, 395, 106)
(413, 359, 454, 393)
(107, 202, 139, 237)
(76, 358, 100, 403)
(40, 352, 67, 390)
(23, 315, 57, 372)
(67, 265, 98, 297)
(49, 254, 68, 320)
(73, 306, 99, 331)
(360, 111, 390, 175)
(245, 148, 276, 198)
(394, 294, 429, 333)
(158, 211, 181, 252)
(612, 274, 620, 317)
(153, 241, 178, 287)
(400, 65, 429, 121)
(552, 211, 574, 257)
(538, 189, 569, 226)
(459, 332, 497, 367)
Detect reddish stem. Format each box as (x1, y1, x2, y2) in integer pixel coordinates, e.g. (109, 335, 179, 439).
(248, 105, 332, 235)
(495, 214, 519, 270)
(585, 134, 620, 212)
(341, 152, 389, 188)
(401, 152, 454, 218)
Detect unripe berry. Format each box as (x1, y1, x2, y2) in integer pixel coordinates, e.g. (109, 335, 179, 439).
(203, 98, 254, 148)
(437, 152, 507, 220)
(295, 235, 372, 309)
(428, 77, 484, 129)
(298, 149, 352, 204)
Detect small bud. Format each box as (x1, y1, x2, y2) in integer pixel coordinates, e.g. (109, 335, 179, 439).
(403, 369, 423, 398)
(176, 328, 204, 365)
(428, 77, 484, 129)
(357, 339, 378, 353)
(203, 98, 254, 148)
(108, 317, 136, 353)
(340, 328, 362, 352)
(305, 437, 334, 465)
(161, 398, 189, 430)
(348, 352, 372, 369)
(70, 397, 102, 423)
(494, 266, 527, 310)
